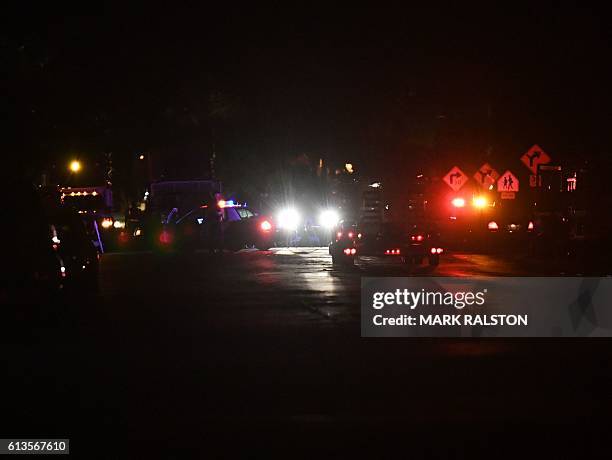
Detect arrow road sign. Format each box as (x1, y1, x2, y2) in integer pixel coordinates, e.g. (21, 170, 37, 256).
(497, 170, 519, 192)
(473, 163, 499, 188)
(443, 166, 468, 191)
(521, 144, 551, 174)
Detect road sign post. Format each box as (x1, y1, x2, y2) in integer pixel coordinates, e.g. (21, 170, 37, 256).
(498, 170, 519, 193)
(521, 144, 551, 175)
(473, 163, 499, 189)
(443, 166, 468, 192)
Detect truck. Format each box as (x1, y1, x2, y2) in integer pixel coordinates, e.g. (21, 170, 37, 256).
(329, 178, 444, 266)
(59, 185, 118, 252)
(530, 162, 612, 273)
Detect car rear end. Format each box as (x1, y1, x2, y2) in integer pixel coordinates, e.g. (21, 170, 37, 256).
(356, 223, 443, 267)
(329, 222, 358, 265)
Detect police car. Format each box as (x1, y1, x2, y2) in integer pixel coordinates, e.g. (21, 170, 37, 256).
(157, 200, 275, 252)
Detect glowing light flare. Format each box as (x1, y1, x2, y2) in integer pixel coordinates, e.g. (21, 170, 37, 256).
(528, 221, 534, 231)
(319, 209, 340, 229)
(451, 197, 466, 208)
(277, 208, 300, 231)
(488, 221, 499, 231)
(260, 220, 272, 232)
(69, 160, 81, 173)
(472, 196, 487, 208)
(101, 218, 113, 229)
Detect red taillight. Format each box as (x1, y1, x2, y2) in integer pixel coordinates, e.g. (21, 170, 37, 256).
(488, 221, 499, 231)
(411, 234, 424, 242)
(159, 231, 172, 244)
(348, 232, 354, 239)
(431, 247, 444, 254)
(385, 249, 401, 255)
(343, 248, 356, 256)
(260, 220, 272, 231)
(337, 231, 343, 239)
(528, 221, 534, 231)
(118, 231, 129, 244)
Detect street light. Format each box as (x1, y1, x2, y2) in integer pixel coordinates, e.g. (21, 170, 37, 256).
(69, 160, 82, 173)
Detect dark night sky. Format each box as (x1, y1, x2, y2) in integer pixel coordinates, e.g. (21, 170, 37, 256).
(5, 4, 611, 188)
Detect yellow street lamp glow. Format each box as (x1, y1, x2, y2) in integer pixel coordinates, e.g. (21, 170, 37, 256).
(473, 196, 488, 208)
(69, 160, 82, 173)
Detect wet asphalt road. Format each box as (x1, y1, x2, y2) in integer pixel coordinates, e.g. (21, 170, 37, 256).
(5, 248, 612, 457)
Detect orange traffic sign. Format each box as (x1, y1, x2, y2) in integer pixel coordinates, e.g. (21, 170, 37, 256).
(497, 170, 519, 192)
(521, 144, 551, 174)
(473, 163, 499, 188)
(443, 166, 468, 191)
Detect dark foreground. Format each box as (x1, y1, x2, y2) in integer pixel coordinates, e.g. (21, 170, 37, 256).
(3, 249, 612, 457)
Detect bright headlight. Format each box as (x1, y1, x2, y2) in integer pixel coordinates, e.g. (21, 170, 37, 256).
(472, 196, 487, 208)
(277, 208, 300, 231)
(319, 209, 340, 228)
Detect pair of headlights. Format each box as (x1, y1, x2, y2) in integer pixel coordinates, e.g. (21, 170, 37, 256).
(276, 208, 340, 231)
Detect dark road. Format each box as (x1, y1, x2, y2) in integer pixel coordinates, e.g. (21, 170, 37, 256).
(5, 249, 612, 457)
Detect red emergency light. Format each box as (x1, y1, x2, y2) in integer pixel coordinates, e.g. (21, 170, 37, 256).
(260, 220, 272, 232)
